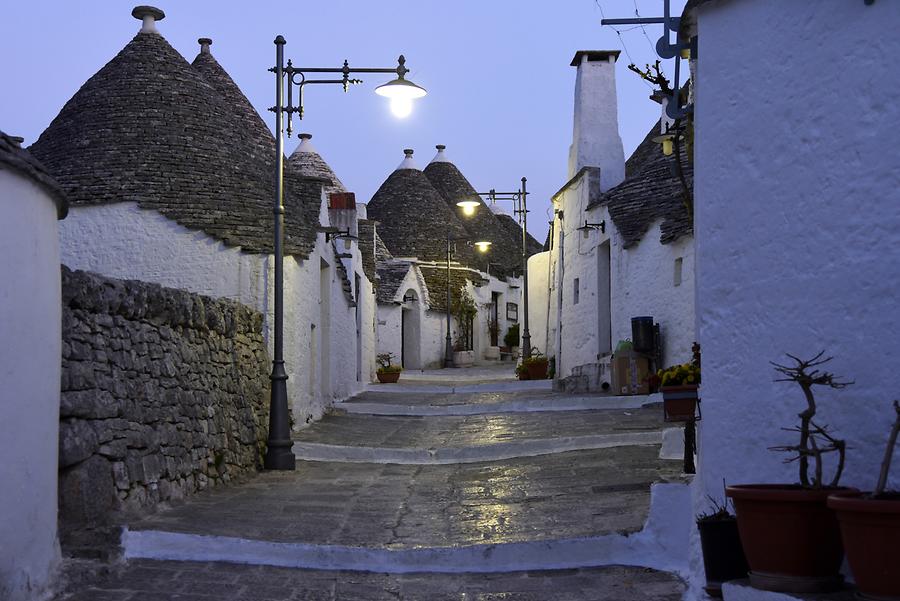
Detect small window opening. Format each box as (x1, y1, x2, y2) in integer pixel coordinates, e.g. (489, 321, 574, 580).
(674, 257, 683, 287)
(573, 278, 580, 305)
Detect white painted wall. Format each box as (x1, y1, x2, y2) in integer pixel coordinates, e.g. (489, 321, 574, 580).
(610, 220, 695, 367)
(693, 0, 900, 502)
(0, 170, 61, 601)
(59, 199, 371, 430)
(527, 251, 553, 356)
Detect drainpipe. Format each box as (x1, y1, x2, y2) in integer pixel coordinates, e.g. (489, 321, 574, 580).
(555, 210, 565, 380)
(544, 219, 555, 354)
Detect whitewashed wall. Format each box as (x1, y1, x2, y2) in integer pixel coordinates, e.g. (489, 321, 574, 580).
(59, 199, 369, 429)
(693, 0, 900, 503)
(527, 250, 553, 356)
(0, 170, 61, 601)
(610, 220, 695, 367)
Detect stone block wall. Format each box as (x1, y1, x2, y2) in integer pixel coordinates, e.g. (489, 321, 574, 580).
(58, 266, 270, 530)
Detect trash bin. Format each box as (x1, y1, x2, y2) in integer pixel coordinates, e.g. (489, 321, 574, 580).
(631, 316, 655, 354)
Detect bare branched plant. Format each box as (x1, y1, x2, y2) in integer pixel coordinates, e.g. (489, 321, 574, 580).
(874, 400, 900, 497)
(627, 60, 672, 94)
(768, 352, 853, 488)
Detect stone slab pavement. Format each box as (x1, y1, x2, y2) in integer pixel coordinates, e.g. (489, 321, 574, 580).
(130, 447, 682, 547)
(54, 558, 685, 601)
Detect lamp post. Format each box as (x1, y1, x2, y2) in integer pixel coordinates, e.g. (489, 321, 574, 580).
(264, 36, 425, 471)
(458, 178, 532, 359)
(443, 230, 491, 369)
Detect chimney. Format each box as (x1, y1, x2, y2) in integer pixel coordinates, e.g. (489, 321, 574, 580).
(430, 144, 451, 164)
(132, 6, 165, 34)
(568, 50, 625, 192)
(198, 37, 212, 54)
(396, 148, 417, 171)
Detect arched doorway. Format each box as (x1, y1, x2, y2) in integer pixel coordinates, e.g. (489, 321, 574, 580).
(401, 289, 421, 369)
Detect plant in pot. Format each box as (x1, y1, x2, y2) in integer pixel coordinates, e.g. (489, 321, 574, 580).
(658, 342, 701, 422)
(375, 352, 402, 384)
(452, 337, 474, 368)
(828, 400, 900, 600)
(503, 323, 520, 357)
(518, 348, 549, 380)
(696, 494, 749, 598)
(726, 351, 855, 594)
(515, 362, 529, 380)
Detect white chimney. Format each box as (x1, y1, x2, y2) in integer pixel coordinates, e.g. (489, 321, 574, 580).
(430, 144, 451, 164)
(132, 6, 165, 34)
(567, 50, 625, 192)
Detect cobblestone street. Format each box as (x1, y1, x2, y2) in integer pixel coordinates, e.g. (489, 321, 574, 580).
(55, 366, 689, 600)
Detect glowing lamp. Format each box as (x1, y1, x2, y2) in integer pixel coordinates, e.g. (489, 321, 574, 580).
(474, 241, 492, 253)
(456, 199, 480, 216)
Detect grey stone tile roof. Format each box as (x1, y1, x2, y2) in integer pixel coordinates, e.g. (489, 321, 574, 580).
(357, 220, 379, 285)
(287, 134, 346, 196)
(495, 214, 544, 266)
(375, 260, 413, 304)
(28, 31, 321, 258)
(418, 264, 487, 313)
(588, 120, 693, 248)
(366, 163, 471, 264)
(0, 130, 67, 218)
(423, 160, 518, 277)
(333, 246, 356, 307)
(375, 230, 394, 262)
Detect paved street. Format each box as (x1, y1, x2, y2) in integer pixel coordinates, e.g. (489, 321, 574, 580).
(55, 366, 688, 600)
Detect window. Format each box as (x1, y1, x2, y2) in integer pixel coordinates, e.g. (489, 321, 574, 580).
(573, 278, 580, 305)
(674, 257, 683, 287)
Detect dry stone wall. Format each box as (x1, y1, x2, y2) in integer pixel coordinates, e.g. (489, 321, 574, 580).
(58, 266, 270, 529)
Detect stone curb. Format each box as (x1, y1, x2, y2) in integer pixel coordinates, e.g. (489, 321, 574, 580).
(338, 394, 662, 417)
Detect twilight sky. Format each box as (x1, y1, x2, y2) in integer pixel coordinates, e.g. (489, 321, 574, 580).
(1, 1, 685, 242)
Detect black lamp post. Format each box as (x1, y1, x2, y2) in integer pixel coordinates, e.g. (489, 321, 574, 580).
(457, 178, 532, 359)
(264, 36, 425, 470)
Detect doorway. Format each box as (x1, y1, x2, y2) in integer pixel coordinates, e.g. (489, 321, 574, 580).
(400, 289, 421, 369)
(597, 241, 611, 355)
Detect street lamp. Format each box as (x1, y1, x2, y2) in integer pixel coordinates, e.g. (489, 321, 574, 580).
(456, 177, 533, 359)
(264, 36, 426, 471)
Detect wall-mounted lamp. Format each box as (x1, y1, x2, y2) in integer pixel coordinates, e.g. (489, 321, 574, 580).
(576, 220, 605, 239)
(473, 240, 492, 253)
(318, 226, 357, 249)
(402, 292, 418, 303)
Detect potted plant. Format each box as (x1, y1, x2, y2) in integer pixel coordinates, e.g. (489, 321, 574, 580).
(696, 495, 749, 598)
(518, 349, 548, 380)
(726, 352, 856, 594)
(658, 343, 701, 422)
(504, 323, 520, 357)
(375, 352, 402, 384)
(515, 362, 529, 380)
(452, 338, 474, 368)
(828, 400, 900, 600)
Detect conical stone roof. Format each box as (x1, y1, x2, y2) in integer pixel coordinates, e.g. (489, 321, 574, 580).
(423, 145, 526, 277)
(29, 28, 320, 257)
(287, 134, 347, 196)
(367, 149, 470, 263)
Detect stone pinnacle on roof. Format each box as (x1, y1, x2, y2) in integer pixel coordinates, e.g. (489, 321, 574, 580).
(430, 144, 451, 164)
(287, 133, 347, 195)
(198, 38, 212, 54)
(132, 6, 165, 33)
(396, 148, 418, 170)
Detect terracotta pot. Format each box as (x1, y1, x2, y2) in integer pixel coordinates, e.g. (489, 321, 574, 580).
(526, 360, 548, 380)
(661, 384, 698, 422)
(697, 517, 749, 597)
(726, 484, 855, 593)
(828, 490, 900, 600)
(517, 370, 530, 380)
(376, 371, 400, 384)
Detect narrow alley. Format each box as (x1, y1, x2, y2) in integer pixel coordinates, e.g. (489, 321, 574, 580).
(56, 365, 688, 600)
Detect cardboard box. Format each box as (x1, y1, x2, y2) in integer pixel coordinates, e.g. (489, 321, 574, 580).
(611, 350, 650, 395)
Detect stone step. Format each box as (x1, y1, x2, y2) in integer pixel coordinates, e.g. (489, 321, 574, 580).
(124, 449, 688, 574)
(293, 406, 668, 464)
(56, 559, 687, 600)
(340, 390, 661, 416)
